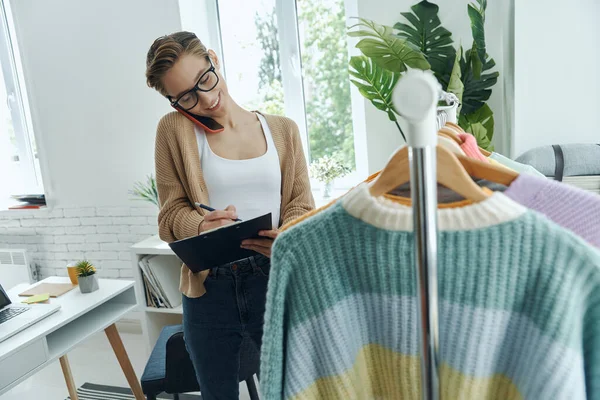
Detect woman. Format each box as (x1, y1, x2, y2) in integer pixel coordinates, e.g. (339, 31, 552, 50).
(145, 31, 314, 399)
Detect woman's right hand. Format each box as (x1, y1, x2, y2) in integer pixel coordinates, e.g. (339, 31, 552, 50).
(199, 205, 238, 233)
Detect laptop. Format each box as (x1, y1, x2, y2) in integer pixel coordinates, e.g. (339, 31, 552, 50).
(0, 282, 61, 343)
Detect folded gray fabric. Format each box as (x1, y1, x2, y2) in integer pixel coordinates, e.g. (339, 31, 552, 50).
(516, 144, 600, 177)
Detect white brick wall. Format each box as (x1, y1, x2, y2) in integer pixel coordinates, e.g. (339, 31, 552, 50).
(63, 208, 95, 218)
(0, 205, 159, 280)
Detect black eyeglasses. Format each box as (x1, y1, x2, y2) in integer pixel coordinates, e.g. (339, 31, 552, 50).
(168, 59, 219, 111)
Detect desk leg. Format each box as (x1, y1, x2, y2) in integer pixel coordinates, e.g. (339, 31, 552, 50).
(105, 323, 144, 400)
(59, 355, 79, 400)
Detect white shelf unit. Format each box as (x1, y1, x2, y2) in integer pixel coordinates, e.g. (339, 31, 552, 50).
(131, 235, 183, 352)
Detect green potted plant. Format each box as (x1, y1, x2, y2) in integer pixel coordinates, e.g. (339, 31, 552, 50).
(310, 155, 351, 199)
(130, 174, 159, 208)
(76, 260, 99, 294)
(348, 0, 497, 150)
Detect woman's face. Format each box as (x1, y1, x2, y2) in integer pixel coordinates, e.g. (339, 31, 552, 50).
(162, 51, 230, 119)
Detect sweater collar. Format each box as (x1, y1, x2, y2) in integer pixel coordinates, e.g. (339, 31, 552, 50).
(342, 183, 526, 231)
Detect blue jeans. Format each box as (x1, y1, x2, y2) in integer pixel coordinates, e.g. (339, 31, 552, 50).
(182, 255, 270, 400)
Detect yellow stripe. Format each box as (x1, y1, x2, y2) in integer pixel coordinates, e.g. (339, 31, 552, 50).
(290, 344, 522, 400)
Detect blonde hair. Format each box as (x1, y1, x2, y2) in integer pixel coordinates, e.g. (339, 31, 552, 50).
(145, 31, 209, 97)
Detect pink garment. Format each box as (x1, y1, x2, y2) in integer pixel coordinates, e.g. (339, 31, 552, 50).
(458, 133, 489, 163)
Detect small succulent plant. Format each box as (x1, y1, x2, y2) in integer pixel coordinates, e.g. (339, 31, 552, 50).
(75, 260, 96, 277)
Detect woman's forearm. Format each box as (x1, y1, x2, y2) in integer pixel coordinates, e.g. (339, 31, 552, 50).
(157, 195, 204, 242)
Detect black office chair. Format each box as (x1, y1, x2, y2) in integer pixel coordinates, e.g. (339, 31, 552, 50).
(141, 324, 260, 400)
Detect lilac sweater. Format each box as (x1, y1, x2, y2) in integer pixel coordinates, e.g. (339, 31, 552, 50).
(505, 174, 600, 248)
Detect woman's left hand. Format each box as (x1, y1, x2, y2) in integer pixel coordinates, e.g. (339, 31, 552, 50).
(241, 229, 279, 258)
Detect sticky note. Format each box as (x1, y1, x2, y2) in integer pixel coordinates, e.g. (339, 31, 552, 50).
(22, 293, 50, 304)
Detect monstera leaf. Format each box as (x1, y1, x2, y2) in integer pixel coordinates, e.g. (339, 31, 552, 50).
(348, 55, 400, 122)
(446, 47, 464, 112)
(348, 18, 430, 73)
(465, 122, 492, 151)
(460, 48, 498, 115)
(459, 103, 494, 150)
(467, 0, 487, 79)
(394, 0, 455, 79)
(469, 41, 483, 80)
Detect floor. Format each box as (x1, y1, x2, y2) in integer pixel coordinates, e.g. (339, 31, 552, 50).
(1, 327, 253, 400)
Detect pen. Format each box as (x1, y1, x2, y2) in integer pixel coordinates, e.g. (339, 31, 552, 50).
(195, 202, 242, 222)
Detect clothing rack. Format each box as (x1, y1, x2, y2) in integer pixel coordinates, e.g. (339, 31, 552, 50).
(392, 70, 444, 400)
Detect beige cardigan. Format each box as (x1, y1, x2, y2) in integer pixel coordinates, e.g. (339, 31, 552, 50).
(154, 111, 315, 298)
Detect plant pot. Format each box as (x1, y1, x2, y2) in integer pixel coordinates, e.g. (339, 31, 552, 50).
(78, 275, 99, 293)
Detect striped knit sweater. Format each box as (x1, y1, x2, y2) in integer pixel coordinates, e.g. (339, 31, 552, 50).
(261, 183, 600, 400)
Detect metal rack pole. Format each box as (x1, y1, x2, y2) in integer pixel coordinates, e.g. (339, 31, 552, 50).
(392, 71, 441, 400)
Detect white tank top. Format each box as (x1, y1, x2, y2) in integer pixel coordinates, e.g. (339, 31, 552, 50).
(196, 114, 282, 229)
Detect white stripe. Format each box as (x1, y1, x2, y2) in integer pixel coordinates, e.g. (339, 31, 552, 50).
(342, 183, 527, 231)
(71, 387, 134, 400)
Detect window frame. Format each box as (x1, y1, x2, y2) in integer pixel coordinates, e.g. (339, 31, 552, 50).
(0, 0, 41, 194)
(272, 0, 310, 160)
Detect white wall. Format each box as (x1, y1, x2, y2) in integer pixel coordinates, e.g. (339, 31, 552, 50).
(513, 0, 600, 156)
(179, 0, 223, 61)
(10, 0, 181, 208)
(0, 0, 181, 281)
(352, 0, 511, 172)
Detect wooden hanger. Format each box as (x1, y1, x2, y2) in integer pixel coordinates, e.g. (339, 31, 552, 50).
(369, 145, 491, 202)
(438, 125, 461, 144)
(438, 131, 453, 141)
(445, 122, 492, 157)
(438, 133, 465, 156)
(457, 152, 518, 185)
(478, 146, 492, 157)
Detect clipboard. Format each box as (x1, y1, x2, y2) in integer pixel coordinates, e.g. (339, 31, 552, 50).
(168, 213, 272, 273)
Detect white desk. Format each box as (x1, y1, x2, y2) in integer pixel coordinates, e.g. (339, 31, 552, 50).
(0, 277, 143, 400)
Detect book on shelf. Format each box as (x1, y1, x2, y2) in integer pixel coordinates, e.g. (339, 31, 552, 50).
(8, 204, 47, 210)
(8, 193, 47, 210)
(139, 254, 182, 309)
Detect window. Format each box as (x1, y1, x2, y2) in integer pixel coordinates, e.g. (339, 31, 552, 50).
(215, 0, 357, 172)
(297, 0, 355, 170)
(0, 0, 42, 205)
(218, 0, 284, 116)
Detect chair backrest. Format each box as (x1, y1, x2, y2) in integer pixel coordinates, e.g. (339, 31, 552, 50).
(164, 331, 261, 393)
(239, 336, 260, 382)
(165, 331, 199, 394)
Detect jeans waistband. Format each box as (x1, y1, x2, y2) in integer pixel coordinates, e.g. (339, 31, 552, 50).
(208, 254, 269, 278)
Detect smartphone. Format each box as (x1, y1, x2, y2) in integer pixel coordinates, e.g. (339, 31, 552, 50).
(173, 106, 225, 133)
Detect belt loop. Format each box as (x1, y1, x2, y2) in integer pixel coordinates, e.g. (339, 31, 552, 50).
(211, 267, 218, 278)
(249, 255, 259, 273)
